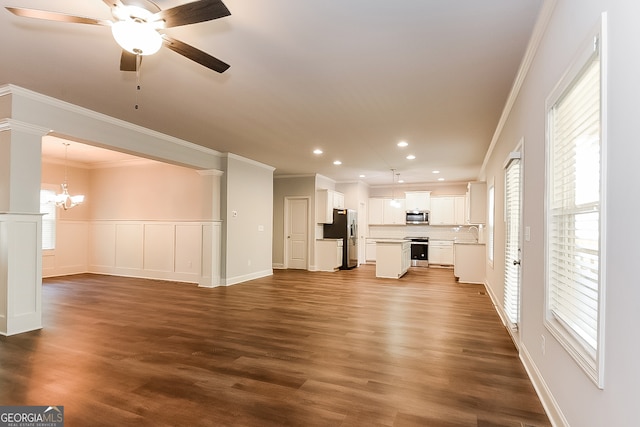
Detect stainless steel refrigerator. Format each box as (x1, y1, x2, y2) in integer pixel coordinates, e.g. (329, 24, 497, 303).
(323, 209, 358, 269)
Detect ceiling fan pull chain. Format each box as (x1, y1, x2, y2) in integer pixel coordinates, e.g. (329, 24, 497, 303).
(135, 54, 142, 110)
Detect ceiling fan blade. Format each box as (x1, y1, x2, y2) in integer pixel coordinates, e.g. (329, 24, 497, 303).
(102, 0, 125, 9)
(119, 50, 140, 72)
(162, 36, 229, 73)
(152, 0, 230, 28)
(5, 7, 111, 26)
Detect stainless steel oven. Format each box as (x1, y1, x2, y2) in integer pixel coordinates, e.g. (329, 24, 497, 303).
(408, 237, 429, 267)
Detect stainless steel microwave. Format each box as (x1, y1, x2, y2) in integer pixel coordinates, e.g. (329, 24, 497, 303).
(406, 210, 429, 225)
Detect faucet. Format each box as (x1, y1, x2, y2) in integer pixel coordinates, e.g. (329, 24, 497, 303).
(468, 226, 479, 242)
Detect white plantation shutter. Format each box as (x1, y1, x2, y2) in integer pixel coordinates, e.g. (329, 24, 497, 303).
(40, 189, 57, 250)
(487, 186, 494, 264)
(546, 30, 604, 387)
(504, 157, 521, 325)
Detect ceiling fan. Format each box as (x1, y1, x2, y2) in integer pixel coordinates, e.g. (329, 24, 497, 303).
(5, 0, 231, 73)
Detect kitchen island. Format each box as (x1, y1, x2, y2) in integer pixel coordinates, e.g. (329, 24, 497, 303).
(374, 239, 411, 279)
(453, 242, 486, 284)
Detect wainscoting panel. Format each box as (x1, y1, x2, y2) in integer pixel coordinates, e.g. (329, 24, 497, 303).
(89, 222, 116, 269)
(175, 224, 202, 275)
(143, 224, 175, 273)
(84, 221, 218, 283)
(115, 223, 144, 270)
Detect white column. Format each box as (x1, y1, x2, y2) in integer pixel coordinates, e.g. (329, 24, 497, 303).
(0, 119, 48, 335)
(196, 169, 223, 288)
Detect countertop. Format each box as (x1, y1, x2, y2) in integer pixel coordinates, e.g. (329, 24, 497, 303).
(371, 238, 410, 244)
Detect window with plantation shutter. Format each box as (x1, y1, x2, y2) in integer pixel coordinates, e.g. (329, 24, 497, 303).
(40, 188, 57, 250)
(545, 27, 605, 387)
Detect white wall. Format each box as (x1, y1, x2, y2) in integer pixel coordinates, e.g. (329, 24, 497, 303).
(41, 159, 218, 282)
(272, 175, 316, 268)
(480, 1, 640, 425)
(221, 154, 274, 285)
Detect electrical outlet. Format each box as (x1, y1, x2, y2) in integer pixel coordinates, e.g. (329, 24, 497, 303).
(541, 334, 546, 355)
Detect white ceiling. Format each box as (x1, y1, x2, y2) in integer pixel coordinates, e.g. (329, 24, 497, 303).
(1, 0, 542, 185)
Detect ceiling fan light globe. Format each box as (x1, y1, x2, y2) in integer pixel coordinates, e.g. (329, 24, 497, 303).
(111, 20, 162, 56)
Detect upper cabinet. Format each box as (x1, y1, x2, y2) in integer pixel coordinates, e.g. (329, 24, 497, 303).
(405, 191, 431, 211)
(369, 198, 406, 225)
(466, 182, 487, 224)
(382, 198, 406, 225)
(316, 189, 345, 223)
(368, 198, 385, 225)
(430, 196, 466, 225)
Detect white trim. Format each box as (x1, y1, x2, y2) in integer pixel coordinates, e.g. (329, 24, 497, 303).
(480, 0, 558, 177)
(223, 269, 273, 286)
(0, 118, 50, 136)
(1, 84, 222, 157)
(520, 344, 569, 427)
(223, 152, 276, 172)
(196, 169, 224, 177)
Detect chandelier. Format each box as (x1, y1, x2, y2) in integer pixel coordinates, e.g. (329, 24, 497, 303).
(54, 142, 85, 210)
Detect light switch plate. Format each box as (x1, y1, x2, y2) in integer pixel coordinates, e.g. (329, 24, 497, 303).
(525, 226, 531, 242)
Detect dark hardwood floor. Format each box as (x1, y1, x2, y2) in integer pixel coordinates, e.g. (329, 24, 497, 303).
(0, 266, 550, 426)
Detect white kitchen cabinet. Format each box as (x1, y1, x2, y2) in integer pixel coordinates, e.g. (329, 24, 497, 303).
(375, 240, 411, 278)
(466, 182, 487, 224)
(382, 198, 406, 224)
(365, 240, 377, 263)
(454, 196, 466, 225)
(316, 239, 343, 271)
(430, 197, 455, 225)
(454, 243, 486, 283)
(333, 191, 345, 209)
(368, 198, 385, 225)
(316, 189, 345, 224)
(429, 240, 454, 266)
(405, 191, 431, 211)
(430, 196, 466, 225)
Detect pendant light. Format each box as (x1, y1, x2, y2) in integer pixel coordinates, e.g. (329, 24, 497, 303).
(390, 168, 401, 208)
(54, 142, 85, 210)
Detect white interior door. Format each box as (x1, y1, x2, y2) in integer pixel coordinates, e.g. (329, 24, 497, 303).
(504, 150, 523, 342)
(286, 197, 308, 270)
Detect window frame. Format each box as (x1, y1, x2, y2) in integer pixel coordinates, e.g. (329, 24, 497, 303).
(544, 16, 607, 388)
(487, 183, 495, 266)
(40, 184, 59, 252)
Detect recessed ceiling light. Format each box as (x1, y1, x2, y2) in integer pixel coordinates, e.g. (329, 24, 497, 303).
(313, 149, 323, 155)
(397, 141, 408, 147)
(333, 160, 342, 165)
(438, 177, 445, 181)
(432, 170, 440, 174)
(398, 179, 405, 183)
(406, 154, 416, 160)
(359, 174, 366, 178)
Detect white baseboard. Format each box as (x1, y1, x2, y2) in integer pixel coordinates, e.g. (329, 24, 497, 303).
(520, 344, 569, 427)
(223, 269, 273, 286)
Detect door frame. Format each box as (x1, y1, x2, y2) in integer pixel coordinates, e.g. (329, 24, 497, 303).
(283, 196, 312, 270)
(503, 138, 524, 347)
